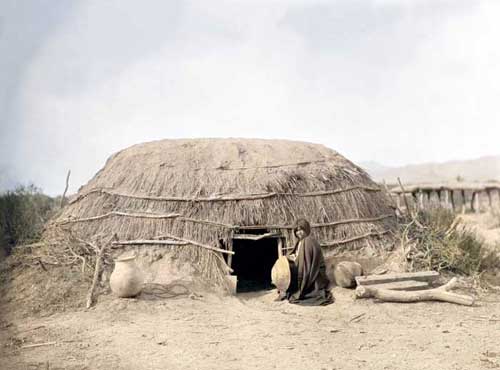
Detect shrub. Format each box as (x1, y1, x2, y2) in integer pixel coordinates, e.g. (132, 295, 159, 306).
(401, 209, 498, 276)
(0, 185, 57, 254)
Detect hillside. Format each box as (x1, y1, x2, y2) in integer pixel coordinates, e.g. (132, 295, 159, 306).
(361, 156, 500, 184)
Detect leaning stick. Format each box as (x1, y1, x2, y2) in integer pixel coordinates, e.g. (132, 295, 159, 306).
(156, 233, 234, 273)
(86, 241, 107, 309)
(321, 230, 390, 247)
(397, 177, 413, 217)
(355, 277, 474, 306)
(157, 233, 235, 255)
(60, 170, 71, 209)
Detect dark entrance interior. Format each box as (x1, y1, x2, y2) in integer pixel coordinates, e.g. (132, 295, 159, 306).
(231, 237, 279, 293)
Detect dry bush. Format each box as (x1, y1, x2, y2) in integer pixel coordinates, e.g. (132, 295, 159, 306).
(401, 209, 499, 277)
(487, 208, 500, 229)
(0, 185, 58, 255)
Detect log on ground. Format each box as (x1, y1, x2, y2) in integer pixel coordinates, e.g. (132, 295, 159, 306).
(355, 277, 474, 306)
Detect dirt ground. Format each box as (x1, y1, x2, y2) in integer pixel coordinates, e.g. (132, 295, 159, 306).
(1, 212, 499, 370)
(461, 212, 500, 247)
(1, 286, 499, 370)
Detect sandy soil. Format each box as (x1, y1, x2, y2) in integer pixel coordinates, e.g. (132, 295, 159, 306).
(1, 212, 499, 370)
(461, 212, 500, 247)
(1, 285, 499, 370)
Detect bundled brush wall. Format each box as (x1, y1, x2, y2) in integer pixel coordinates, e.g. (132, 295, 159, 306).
(46, 139, 398, 287)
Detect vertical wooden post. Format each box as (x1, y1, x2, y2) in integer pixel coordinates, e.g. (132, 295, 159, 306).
(442, 189, 449, 209)
(227, 239, 233, 270)
(450, 190, 455, 212)
(472, 192, 480, 214)
(277, 237, 283, 257)
(418, 190, 424, 211)
(461, 189, 466, 213)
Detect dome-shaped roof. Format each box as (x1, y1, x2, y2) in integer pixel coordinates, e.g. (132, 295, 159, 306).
(54, 138, 396, 286)
(79, 138, 370, 199)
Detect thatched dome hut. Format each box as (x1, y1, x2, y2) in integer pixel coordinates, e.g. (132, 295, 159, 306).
(52, 139, 396, 291)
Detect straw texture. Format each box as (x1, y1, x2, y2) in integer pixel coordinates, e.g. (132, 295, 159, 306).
(48, 138, 396, 286)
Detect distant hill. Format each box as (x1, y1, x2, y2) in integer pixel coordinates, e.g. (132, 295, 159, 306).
(360, 156, 500, 185)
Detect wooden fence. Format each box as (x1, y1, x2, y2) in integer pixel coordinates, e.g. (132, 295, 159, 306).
(390, 182, 500, 213)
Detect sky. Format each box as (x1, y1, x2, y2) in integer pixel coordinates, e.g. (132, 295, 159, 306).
(1, 0, 500, 195)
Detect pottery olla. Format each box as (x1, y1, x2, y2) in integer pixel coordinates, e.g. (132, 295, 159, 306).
(333, 261, 363, 288)
(109, 255, 144, 298)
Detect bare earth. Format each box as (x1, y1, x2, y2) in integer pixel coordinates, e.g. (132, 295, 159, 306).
(1, 212, 499, 370)
(1, 286, 499, 370)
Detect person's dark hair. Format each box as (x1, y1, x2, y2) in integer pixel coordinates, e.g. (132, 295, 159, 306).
(293, 218, 311, 237)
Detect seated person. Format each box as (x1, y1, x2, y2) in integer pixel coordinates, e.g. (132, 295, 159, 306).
(283, 218, 334, 305)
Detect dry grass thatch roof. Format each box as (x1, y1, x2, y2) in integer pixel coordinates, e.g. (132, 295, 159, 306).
(46, 138, 397, 285)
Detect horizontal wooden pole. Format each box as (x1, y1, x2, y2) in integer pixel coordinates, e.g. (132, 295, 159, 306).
(355, 271, 439, 286)
(238, 214, 394, 230)
(177, 216, 236, 228)
(58, 211, 181, 224)
(112, 237, 234, 273)
(69, 185, 381, 205)
(232, 232, 281, 240)
(366, 280, 429, 291)
(112, 240, 189, 246)
(321, 230, 390, 247)
(57, 212, 394, 232)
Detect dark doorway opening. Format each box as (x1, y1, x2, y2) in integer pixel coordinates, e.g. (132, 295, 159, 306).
(231, 237, 279, 293)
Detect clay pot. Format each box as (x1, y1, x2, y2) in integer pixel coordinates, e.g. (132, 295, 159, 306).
(109, 255, 144, 298)
(333, 261, 363, 288)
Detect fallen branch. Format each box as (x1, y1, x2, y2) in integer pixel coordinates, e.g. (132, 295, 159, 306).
(349, 313, 366, 323)
(355, 277, 474, 306)
(21, 341, 57, 349)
